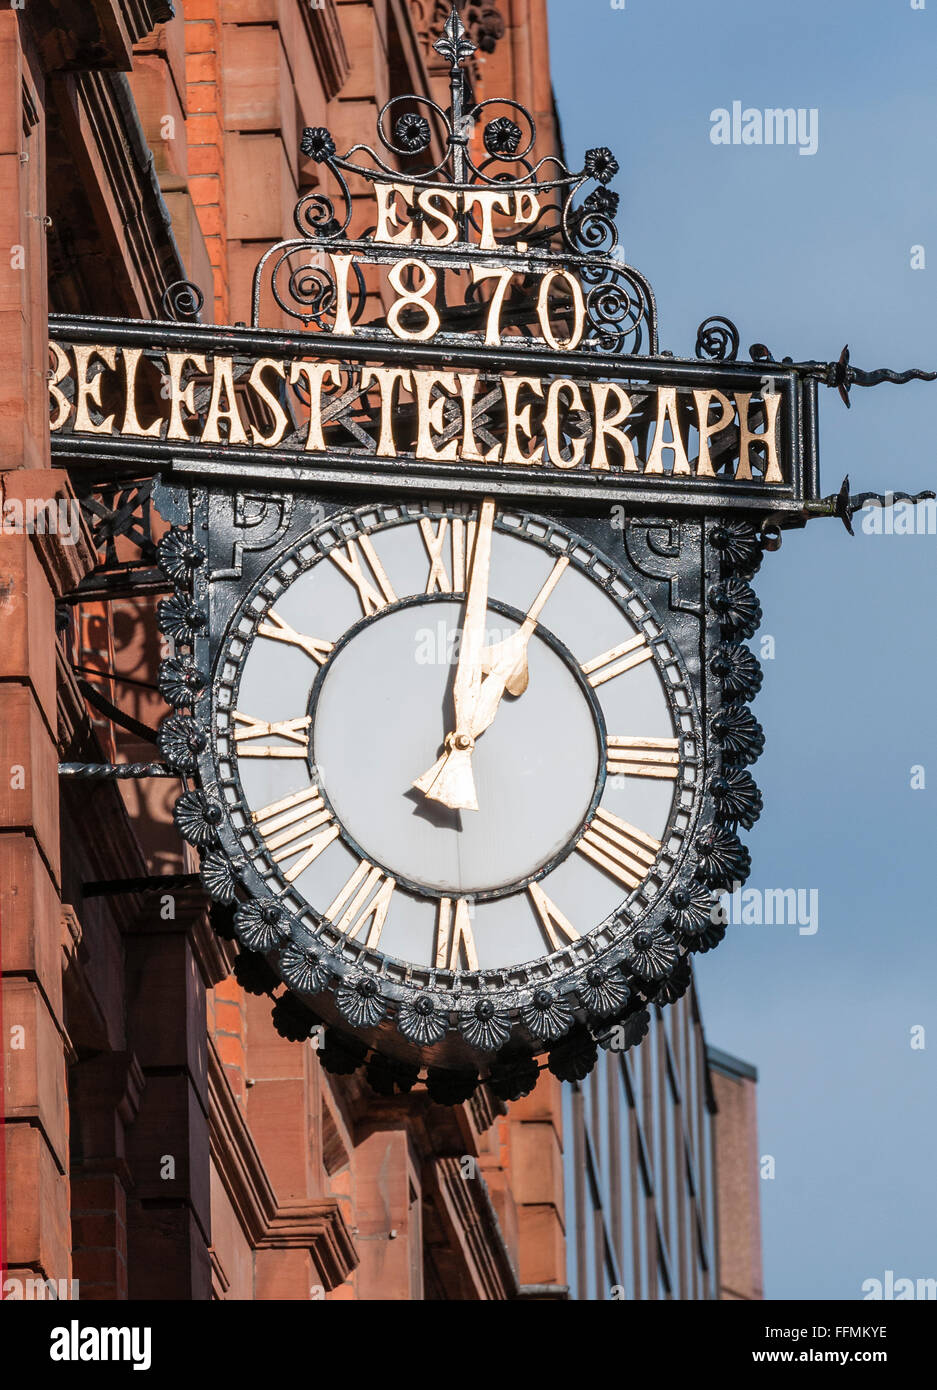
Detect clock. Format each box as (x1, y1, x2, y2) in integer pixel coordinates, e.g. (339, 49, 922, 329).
(158, 495, 762, 1088)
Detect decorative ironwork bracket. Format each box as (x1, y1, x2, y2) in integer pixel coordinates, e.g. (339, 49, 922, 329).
(811, 475, 936, 536)
(59, 762, 177, 779)
(697, 323, 936, 409)
(82, 872, 202, 899)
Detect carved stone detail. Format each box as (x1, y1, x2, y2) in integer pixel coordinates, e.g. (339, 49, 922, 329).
(410, 0, 506, 78)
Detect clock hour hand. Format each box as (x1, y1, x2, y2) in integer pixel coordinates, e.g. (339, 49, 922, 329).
(413, 498, 496, 812)
(413, 551, 569, 811)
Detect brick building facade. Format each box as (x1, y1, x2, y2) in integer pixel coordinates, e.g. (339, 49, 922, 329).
(0, 0, 762, 1301)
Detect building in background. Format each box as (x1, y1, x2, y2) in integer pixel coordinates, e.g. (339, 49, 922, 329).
(708, 1047, 763, 1301)
(0, 0, 761, 1300)
(563, 993, 762, 1301)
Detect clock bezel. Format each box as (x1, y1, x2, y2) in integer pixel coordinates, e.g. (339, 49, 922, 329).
(191, 499, 709, 1055)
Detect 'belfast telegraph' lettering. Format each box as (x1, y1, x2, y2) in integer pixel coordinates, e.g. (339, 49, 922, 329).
(48, 182, 786, 486)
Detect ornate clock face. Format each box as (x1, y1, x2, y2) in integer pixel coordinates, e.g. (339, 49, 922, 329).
(196, 498, 705, 1055)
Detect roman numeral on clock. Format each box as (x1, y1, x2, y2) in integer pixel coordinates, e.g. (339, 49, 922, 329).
(581, 634, 653, 687)
(606, 736, 680, 780)
(323, 861, 395, 949)
(419, 516, 453, 594)
(450, 516, 477, 592)
(233, 711, 310, 759)
(330, 534, 397, 615)
(251, 785, 339, 882)
(256, 609, 333, 666)
(528, 882, 580, 951)
(435, 897, 478, 971)
(576, 808, 661, 890)
(421, 514, 486, 595)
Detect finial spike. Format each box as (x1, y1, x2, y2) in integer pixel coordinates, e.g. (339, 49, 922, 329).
(433, 4, 477, 71)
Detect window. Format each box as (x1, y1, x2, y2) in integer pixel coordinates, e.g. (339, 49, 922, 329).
(564, 982, 720, 1300)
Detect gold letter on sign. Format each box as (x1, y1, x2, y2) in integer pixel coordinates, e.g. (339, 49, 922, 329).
(471, 263, 515, 346)
(463, 190, 512, 249)
(458, 373, 501, 464)
(590, 383, 638, 472)
(248, 359, 290, 447)
(74, 344, 117, 436)
(645, 387, 690, 475)
(536, 269, 586, 351)
(418, 188, 460, 247)
(374, 183, 414, 245)
(502, 376, 544, 465)
(387, 259, 440, 342)
(202, 357, 249, 446)
(692, 389, 735, 478)
(360, 367, 412, 457)
(290, 361, 342, 452)
(735, 391, 783, 482)
(544, 379, 587, 469)
(121, 348, 162, 439)
(414, 370, 460, 463)
(48, 343, 72, 432)
(166, 352, 207, 441)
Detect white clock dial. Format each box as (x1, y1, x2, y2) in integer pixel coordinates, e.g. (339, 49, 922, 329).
(213, 501, 697, 980)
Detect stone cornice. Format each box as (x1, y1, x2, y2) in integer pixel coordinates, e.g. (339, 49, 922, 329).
(341, 1071, 504, 1161)
(208, 1035, 278, 1248)
(299, 0, 349, 102)
(30, 0, 174, 73)
(427, 1155, 519, 1300)
(46, 62, 187, 317)
(256, 1201, 359, 1291)
(208, 1040, 358, 1291)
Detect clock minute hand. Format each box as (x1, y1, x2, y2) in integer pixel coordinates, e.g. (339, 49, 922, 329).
(414, 553, 570, 809)
(413, 499, 496, 811)
(476, 556, 570, 712)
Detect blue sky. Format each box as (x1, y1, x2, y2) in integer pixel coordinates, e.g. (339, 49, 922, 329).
(548, 0, 937, 1300)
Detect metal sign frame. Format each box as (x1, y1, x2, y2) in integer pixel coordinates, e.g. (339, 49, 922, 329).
(48, 312, 817, 514)
(50, 4, 936, 1098)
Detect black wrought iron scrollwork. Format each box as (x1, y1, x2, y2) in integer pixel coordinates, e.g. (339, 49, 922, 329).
(696, 316, 740, 363)
(265, 241, 367, 332)
(66, 479, 170, 604)
(292, 188, 349, 241)
(585, 279, 646, 355)
(283, 258, 336, 324)
(161, 279, 205, 323)
(248, 3, 657, 352)
(567, 187, 620, 254)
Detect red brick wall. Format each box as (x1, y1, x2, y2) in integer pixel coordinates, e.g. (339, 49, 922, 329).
(186, 0, 230, 322)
